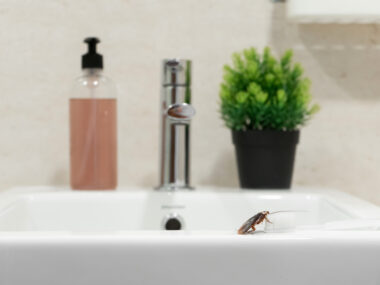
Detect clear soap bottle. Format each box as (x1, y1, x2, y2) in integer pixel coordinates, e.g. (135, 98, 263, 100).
(69, 37, 117, 190)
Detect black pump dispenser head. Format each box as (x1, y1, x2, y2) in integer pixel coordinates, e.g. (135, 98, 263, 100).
(82, 37, 103, 69)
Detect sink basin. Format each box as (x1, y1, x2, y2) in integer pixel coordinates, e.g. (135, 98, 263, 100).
(0, 188, 354, 232)
(0, 187, 379, 285)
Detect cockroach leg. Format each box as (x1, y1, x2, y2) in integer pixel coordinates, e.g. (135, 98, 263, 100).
(264, 216, 272, 224)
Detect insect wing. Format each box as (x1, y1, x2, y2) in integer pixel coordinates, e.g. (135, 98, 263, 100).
(238, 213, 261, 234)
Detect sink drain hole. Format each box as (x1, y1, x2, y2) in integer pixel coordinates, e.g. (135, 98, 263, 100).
(162, 213, 184, 230)
(165, 218, 182, 230)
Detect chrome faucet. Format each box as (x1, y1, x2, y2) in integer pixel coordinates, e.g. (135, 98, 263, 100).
(156, 59, 195, 191)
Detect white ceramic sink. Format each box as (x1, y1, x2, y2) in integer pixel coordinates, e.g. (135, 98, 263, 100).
(0, 187, 379, 285)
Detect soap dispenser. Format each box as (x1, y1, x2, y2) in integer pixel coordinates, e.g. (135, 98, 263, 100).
(69, 37, 117, 190)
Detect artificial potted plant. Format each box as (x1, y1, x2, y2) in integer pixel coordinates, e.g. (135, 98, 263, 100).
(220, 47, 319, 189)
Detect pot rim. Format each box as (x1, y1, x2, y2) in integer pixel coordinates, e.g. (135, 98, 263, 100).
(232, 129, 300, 146)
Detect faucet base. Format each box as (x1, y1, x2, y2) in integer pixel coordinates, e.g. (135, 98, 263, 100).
(155, 184, 194, 191)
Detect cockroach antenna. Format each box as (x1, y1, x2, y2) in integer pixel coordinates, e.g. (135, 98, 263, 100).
(269, 210, 309, 215)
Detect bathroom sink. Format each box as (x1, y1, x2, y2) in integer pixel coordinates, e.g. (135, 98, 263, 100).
(0, 187, 379, 285)
(0, 188, 357, 232)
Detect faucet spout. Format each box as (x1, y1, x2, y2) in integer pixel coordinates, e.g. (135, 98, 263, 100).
(156, 59, 194, 191)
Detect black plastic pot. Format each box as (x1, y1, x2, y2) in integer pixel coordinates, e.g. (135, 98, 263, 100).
(232, 130, 300, 189)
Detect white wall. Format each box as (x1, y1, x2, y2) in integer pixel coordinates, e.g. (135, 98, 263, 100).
(0, 0, 379, 204)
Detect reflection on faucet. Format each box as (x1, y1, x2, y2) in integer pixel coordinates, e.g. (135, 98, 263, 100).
(156, 59, 195, 191)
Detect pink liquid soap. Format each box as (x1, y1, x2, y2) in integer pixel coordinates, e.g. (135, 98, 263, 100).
(70, 98, 117, 190)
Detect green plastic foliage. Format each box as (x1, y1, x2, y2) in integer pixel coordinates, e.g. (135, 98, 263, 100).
(220, 47, 319, 131)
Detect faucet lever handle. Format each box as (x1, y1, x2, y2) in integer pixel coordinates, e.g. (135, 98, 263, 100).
(166, 103, 196, 121)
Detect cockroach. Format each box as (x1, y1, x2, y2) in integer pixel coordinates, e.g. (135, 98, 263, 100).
(237, 210, 304, 235)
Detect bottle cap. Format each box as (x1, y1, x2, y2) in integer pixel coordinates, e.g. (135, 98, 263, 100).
(82, 37, 103, 69)
(162, 59, 191, 86)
